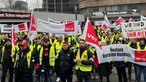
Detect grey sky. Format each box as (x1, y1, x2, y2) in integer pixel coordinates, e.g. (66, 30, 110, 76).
(0, 0, 42, 10)
(27, 0, 43, 9)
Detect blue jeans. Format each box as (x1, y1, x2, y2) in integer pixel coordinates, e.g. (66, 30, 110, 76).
(77, 78, 91, 82)
(135, 64, 146, 82)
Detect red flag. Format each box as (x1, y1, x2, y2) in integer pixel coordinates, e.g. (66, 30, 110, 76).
(129, 18, 135, 22)
(114, 17, 124, 26)
(134, 50, 146, 62)
(101, 23, 109, 32)
(82, 18, 101, 49)
(18, 23, 26, 31)
(65, 22, 75, 32)
(11, 24, 17, 46)
(28, 11, 37, 41)
(82, 18, 102, 68)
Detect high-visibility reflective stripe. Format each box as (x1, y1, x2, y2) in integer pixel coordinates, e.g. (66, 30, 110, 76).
(75, 49, 92, 71)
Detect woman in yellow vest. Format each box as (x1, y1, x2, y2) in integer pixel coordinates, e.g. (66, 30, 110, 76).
(74, 39, 93, 82)
(135, 38, 146, 82)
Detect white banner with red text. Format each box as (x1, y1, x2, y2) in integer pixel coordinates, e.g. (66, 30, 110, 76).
(37, 18, 78, 34)
(97, 44, 146, 66)
(0, 22, 28, 33)
(122, 21, 146, 38)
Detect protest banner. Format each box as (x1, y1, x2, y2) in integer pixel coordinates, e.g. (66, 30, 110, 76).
(97, 44, 146, 66)
(37, 18, 78, 34)
(122, 21, 146, 38)
(0, 22, 28, 33)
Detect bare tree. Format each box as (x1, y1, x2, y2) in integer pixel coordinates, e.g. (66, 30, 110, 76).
(0, 0, 15, 9)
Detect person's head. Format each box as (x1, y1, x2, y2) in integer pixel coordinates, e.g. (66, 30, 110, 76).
(62, 42, 69, 50)
(51, 33, 56, 39)
(130, 38, 137, 43)
(106, 37, 110, 42)
(99, 41, 106, 46)
(79, 39, 86, 48)
(57, 35, 63, 42)
(64, 34, 68, 38)
(36, 37, 41, 44)
(43, 38, 50, 46)
(20, 40, 28, 50)
(139, 38, 145, 45)
(5, 39, 11, 46)
(116, 40, 122, 44)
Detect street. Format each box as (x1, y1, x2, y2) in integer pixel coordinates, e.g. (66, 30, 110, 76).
(0, 67, 144, 82)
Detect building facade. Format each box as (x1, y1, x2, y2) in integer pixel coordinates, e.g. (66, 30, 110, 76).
(78, 0, 146, 23)
(42, 0, 75, 13)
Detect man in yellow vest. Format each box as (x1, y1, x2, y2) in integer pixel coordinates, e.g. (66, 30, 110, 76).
(0, 39, 14, 82)
(37, 38, 55, 82)
(14, 40, 33, 82)
(74, 39, 93, 82)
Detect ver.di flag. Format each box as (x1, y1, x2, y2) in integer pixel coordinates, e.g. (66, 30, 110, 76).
(82, 18, 102, 65)
(28, 11, 37, 41)
(129, 18, 135, 22)
(114, 17, 125, 26)
(11, 24, 17, 59)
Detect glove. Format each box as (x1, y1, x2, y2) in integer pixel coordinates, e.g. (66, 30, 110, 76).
(36, 63, 40, 70)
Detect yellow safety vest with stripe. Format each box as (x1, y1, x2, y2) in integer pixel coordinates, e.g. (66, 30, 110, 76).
(89, 46, 94, 54)
(14, 47, 33, 68)
(39, 46, 55, 66)
(50, 39, 57, 46)
(137, 44, 146, 50)
(101, 36, 107, 41)
(1, 46, 15, 63)
(55, 41, 63, 55)
(75, 49, 92, 72)
(127, 42, 139, 47)
(63, 37, 71, 45)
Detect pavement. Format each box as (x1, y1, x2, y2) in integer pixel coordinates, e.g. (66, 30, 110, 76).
(0, 67, 144, 82)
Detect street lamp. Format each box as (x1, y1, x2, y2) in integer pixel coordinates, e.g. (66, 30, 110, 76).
(73, 0, 84, 20)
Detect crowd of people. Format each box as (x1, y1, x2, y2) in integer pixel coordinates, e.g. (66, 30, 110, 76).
(0, 25, 146, 82)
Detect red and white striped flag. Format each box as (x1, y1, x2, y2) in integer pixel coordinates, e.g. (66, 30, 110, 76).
(28, 11, 37, 41)
(114, 17, 124, 26)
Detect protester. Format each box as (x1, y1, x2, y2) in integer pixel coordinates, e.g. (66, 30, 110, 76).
(36, 38, 55, 82)
(127, 38, 139, 81)
(14, 40, 33, 82)
(0, 39, 14, 82)
(74, 39, 93, 82)
(56, 41, 75, 82)
(114, 39, 127, 82)
(135, 38, 146, 82)
(98, 41, 112, 82)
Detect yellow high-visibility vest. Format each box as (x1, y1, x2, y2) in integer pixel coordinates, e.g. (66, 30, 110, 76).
(55, 41, 63, 55)
(39, 46, 55, 66)
(137, 44, 146, 50)
(75, 49, 92, 72)
(50, 39, 57, 46)
(14, 50, 32, 68)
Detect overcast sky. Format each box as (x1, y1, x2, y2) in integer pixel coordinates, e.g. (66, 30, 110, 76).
(27, 0, 43, 9)
(0, 0, 43, 10)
